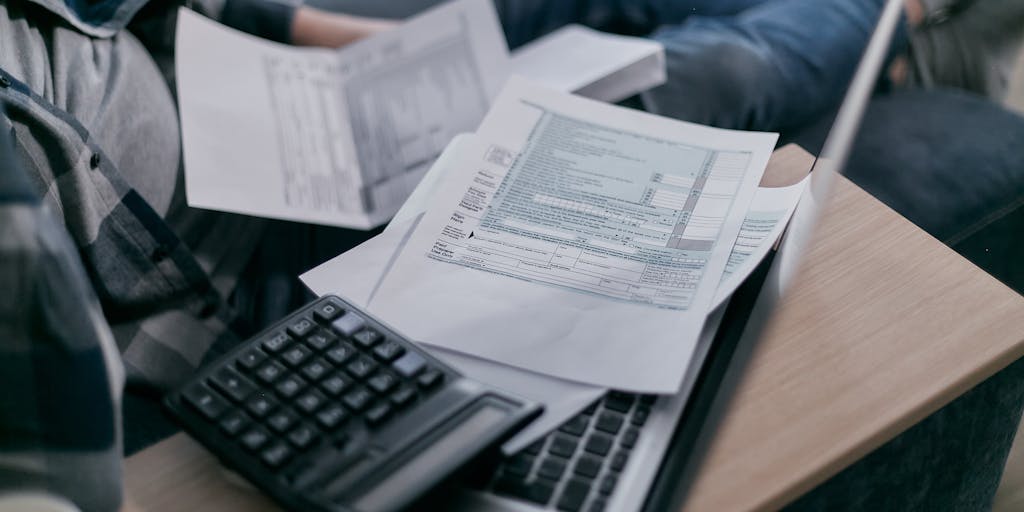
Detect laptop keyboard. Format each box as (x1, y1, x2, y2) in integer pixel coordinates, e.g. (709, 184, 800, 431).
(485, 391, 657, 511)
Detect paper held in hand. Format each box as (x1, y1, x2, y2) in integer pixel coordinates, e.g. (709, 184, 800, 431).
(175, 0, 666, 229)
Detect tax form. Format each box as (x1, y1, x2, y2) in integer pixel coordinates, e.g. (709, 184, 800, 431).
(175, 0, 508, 229)
(368, 79, 777, 392)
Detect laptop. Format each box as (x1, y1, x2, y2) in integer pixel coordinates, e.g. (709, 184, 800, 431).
(450, 0, 907, 510)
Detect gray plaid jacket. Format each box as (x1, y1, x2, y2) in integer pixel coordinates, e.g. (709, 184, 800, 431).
(0, 0, 293, 509)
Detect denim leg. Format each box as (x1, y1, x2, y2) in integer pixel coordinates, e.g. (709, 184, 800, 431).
(643, 0, 888, 132)
(303, 0, 775, 48)
(305, 0, 888, 131)
(490, 0, 778, 48)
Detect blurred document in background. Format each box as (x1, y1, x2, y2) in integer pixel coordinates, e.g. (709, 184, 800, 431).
(176, 0, 508, 229)
(177, 0, 670, 229)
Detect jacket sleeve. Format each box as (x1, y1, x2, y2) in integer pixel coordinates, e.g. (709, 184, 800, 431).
(185, 0, 297, 43)
(0, 120, 126, 512)
(219, 0, 296, 44)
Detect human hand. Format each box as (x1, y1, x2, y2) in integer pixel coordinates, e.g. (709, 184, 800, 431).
(291, 7, 398, 48)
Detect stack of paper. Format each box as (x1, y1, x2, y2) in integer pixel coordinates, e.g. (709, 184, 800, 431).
(301, 77, 808, 450)
(176, 0, 666, 229)
(175, 0, 808, 450)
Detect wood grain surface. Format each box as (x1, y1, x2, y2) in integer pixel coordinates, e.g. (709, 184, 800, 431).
(681, 169, 1024, 511)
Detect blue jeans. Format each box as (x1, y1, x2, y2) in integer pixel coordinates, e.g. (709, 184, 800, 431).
(308, 0, 893, 132)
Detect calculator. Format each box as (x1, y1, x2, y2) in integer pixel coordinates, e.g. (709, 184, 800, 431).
(165, 295, 542, 512)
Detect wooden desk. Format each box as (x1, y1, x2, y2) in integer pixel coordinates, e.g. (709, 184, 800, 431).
(123, 148, 1024, 511)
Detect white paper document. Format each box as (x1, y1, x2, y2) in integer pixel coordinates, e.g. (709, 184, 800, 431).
(308, 135, 806, 313)
(301, 135, 805, 447)
(365, 79, 776, 392)
(510, 24, 666, 104)
(176, 0, 509, 229)
(712, 179, 808, 308)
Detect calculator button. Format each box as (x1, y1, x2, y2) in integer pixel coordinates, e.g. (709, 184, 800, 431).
(209, 367, 256, 402)
(353, 329, 382, 349)
(346, 356, 378, 380)
(236, 347, 267, 371)
(287, 424, 317, 450)
(267, 410, 298, 433)
(364, 403, 392, 427)
(286, 317, 315, 339)
(219, 411, 250, 436)
(255, 361, 286, 384)
(331, 313, 366, 338)
(281, 345, 312, 368)
(325, 343, 357, 365)
(313, 300, 344, 323)
(304, 329, 336, 351)
(302, 359, 331, 381)
(240, 427, 270, 452)
(372, 340, 405, 363)
(392, 351, 426, 378)
(262, 332, 292, 353)
(246, 393, 278, 418)
(315, 404, 348, 430)
(417, 368, 443, 390)
(295, 390, 327, 414)
(320, 373, 351, 397)
(389, 386, 416, 409)
(367, 372, 398, 394)
(183, 384, 228, 420)
(261, 442, 292, 468)
(342, 387, 373, 413)
(274, 374, 307, 399)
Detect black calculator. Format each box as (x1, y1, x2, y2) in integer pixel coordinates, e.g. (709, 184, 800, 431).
(165, 295, 542, 512)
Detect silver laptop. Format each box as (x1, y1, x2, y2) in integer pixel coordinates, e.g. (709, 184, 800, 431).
(452, 0, 906, 510)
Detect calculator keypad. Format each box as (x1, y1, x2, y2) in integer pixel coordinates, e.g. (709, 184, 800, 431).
(180, 297, 450, 477)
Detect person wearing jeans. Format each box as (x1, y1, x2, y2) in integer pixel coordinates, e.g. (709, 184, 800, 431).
(6, 0, 1021, 510)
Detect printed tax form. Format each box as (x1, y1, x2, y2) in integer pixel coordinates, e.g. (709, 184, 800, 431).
(365, 79, 777, 392)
